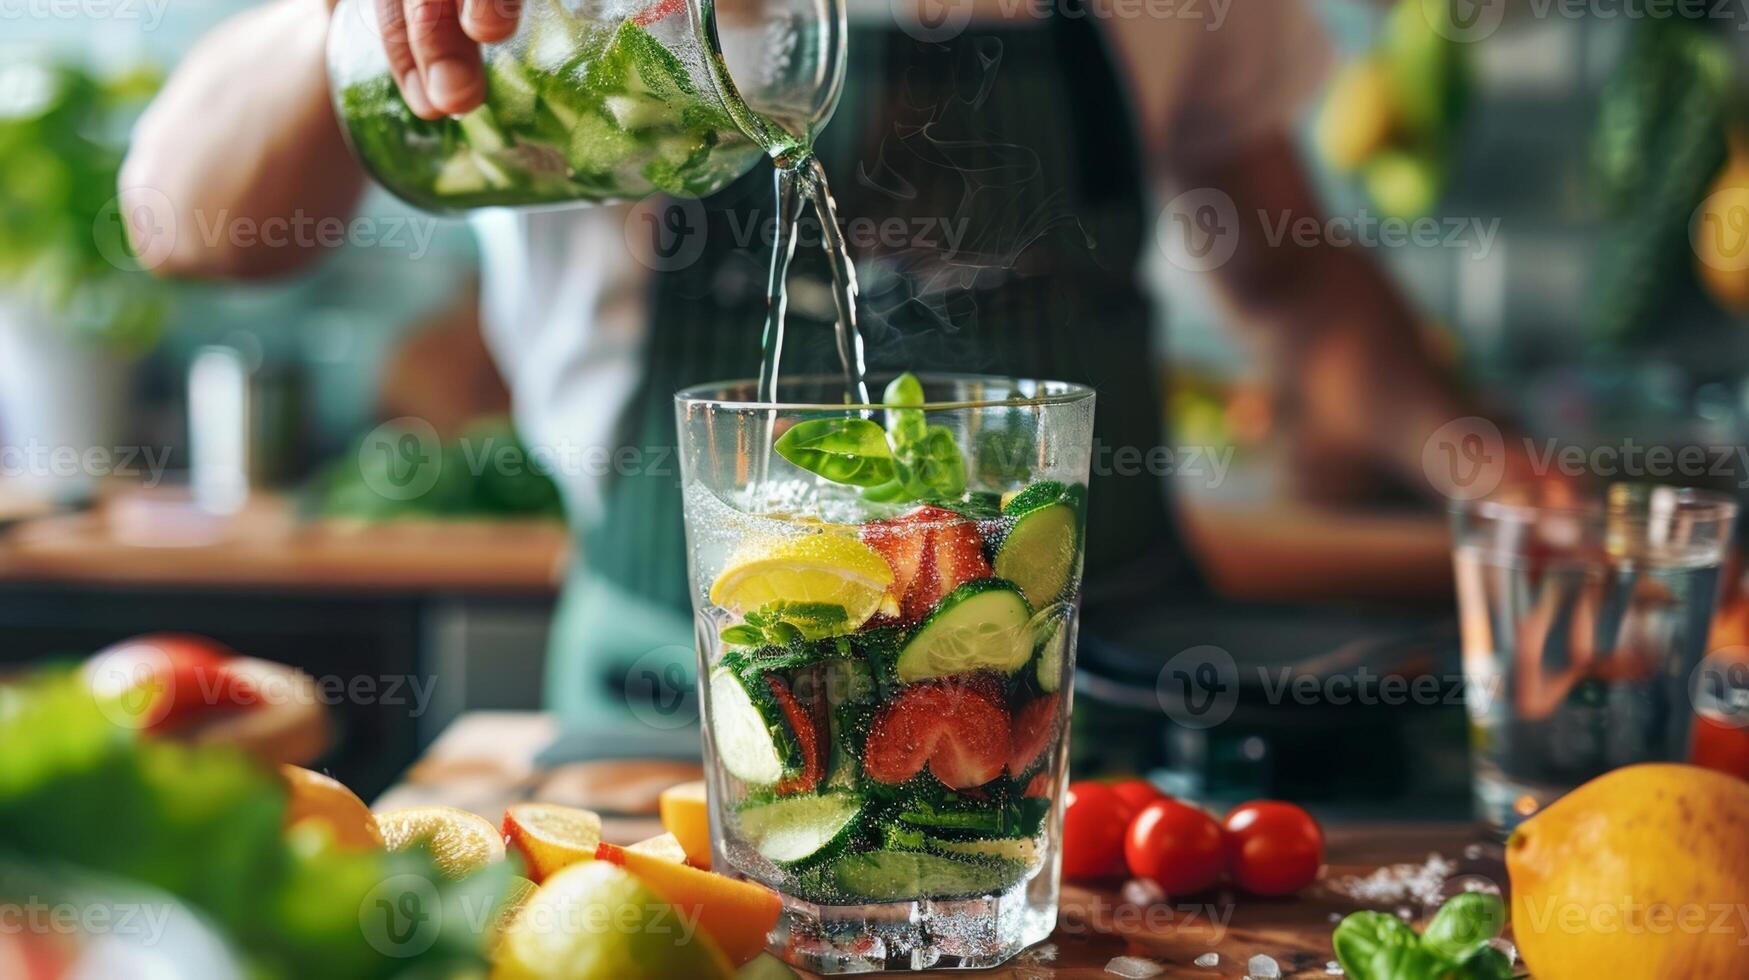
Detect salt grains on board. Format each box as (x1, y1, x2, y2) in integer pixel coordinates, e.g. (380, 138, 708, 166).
(1328, 853, 1456, 907)
(1105, 956, 1164, 978)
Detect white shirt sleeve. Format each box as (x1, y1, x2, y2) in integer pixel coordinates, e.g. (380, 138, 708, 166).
(472, 205, 652, 525)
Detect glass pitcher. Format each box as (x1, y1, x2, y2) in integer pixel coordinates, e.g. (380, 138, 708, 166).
(326, 0, 845, 212)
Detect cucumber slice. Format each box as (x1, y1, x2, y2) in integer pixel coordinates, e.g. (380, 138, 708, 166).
(894, 579, 1032, 683)
(486, 53, 539, 127)
(831, 850, 1025, 902)
(736, 792, 863, 868)
(993, 484, 1082, 608)
(604, 93, 682, 132)
(931, 834, 1041, 869)
(567, 110, 637, 176)
(432, 152, 490, 196)
(1027, 601, 1073, 694)
(457, 106, 509, 153)
(709, 665, 802, 786)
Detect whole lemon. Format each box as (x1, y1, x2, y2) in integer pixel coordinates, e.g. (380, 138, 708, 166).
(1508, 763, 1749, 979)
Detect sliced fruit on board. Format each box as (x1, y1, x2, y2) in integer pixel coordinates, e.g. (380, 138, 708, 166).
(502, 802, 604, 883)
(279, 764, 382, 852)
(377, 805, 505, 879)
(596, 841, 782, 966)
(735, 791, 863, 869)
(1008, 693, 1062, 779)
(894, 579, 1033, 683)
(659, 780, 713, 869)
(627, 831, 690, 864)
(863, 676, 1011, 789)
(494, 861, 734, 980)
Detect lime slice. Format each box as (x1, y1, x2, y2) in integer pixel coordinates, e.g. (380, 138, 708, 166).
(709, 533, 893, 629)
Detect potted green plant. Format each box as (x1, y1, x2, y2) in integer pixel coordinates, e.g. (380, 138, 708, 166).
(0, 59, 168, 500)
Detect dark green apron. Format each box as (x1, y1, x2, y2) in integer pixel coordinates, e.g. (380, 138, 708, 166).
(548, 6, 1193, 723)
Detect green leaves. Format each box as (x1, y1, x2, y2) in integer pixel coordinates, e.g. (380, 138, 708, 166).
(721, 601, 852, 647)
(1332, 894, 1508, 980)
(775, 374, 973, 504)
(775, 418, 896, 488)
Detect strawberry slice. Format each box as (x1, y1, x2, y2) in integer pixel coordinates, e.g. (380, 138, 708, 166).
(766, 675, 822, 795)
(1008, 693, 1061, 777)
(864, 676, 1011, 789)
(867, 506, 994, 623)
(631, 0, 684, 25)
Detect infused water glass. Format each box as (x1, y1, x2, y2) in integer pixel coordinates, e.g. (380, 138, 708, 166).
(326, 0, 845, 211)
(676, 375, 1095, 972)
(1453, 485, 1738, 834)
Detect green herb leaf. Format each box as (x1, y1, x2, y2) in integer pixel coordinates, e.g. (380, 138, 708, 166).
(884, 373, 928, 448)
(1333, 910, 1420, 980)
(1367, 940, 1448, 980)
(720, 600, 853, 647)
(1421, 893, 1505, 961)
(1450, 944, 1513, 980)
(776, 417, 896, 488)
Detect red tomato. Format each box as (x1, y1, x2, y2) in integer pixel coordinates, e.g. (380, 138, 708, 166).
(1124, 799, 1225, 894)
(1110, 778, 1167, 811)
(1061, 781, 1131, 879)
(1221, 800, 1324, 896)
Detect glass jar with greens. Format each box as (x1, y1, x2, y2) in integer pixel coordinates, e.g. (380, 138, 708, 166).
(326, 0, 844, 212)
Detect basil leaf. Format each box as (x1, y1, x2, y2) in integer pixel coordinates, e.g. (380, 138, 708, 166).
(720, 625, 765, 647)
(1421, 893, 1505, 961)
(776, 418, 897, 488)
(1450, 945, 1512, 980)
(1367, 940, 1446, 980)
(884, 373, 928, 449)
(911, 425, 967, 498)
(1333, 911, 1420, 980)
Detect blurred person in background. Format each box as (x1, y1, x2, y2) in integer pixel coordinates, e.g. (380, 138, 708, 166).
(124, 0, 1511, 725)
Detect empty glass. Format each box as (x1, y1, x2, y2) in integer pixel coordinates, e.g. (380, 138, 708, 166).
(1453, 485, 1738, 834)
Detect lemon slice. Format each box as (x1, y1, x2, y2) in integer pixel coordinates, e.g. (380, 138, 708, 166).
(377, 805, 505, 878)
(709, 533, 893, 629)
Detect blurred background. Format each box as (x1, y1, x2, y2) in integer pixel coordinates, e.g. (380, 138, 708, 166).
(2, 0, 1747, 809)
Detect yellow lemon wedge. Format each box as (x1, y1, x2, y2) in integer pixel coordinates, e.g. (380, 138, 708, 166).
(376, 805, 506, 878)
(708, 534, 893, 629)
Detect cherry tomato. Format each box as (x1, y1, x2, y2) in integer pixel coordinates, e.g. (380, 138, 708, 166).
(1061, 781, 1131, 879)
(1221, 800, 1324, 897)
(1110, 778, 1167, 811)
(1123, 799, 1225, 894)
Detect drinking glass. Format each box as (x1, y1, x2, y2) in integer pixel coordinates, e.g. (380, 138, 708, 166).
(326, 0, 845, 211)
(1452, 484, 1738, 834)
(677, 375, 1095, 972)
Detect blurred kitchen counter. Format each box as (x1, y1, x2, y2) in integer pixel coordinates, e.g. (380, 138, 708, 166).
(0, 491, 569, 593)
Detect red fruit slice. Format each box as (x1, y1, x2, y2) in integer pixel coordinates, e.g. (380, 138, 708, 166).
(766, 675, 822, 795)
(900, 508, 994, 622)
(86, 633, 261, 734)
(1008, 693, 1061, 777)
(862, 516, 929, 614)
(864, 678, 1011, 790)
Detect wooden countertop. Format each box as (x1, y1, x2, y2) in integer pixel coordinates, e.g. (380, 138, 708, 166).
(385, 714, 1508, 979)
(0, 492, 569, 594)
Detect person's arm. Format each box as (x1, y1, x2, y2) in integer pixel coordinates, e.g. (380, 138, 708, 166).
(1178, 134, 1481, 497)
(121, 0, 363, 279)
(122, 0, 515, 279)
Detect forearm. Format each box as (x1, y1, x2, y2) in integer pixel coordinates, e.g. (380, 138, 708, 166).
(121, 0, 365, 280)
